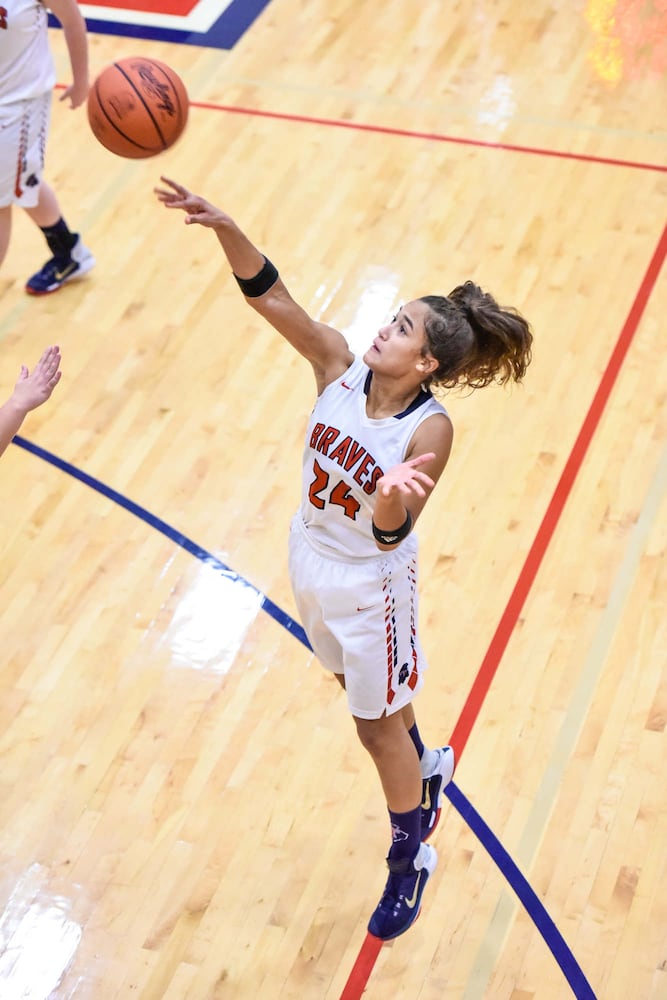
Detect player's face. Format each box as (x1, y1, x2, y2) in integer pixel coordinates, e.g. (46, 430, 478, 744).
(363, 300, 434, 377)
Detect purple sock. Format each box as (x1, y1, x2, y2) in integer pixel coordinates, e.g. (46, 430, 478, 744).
(408, 722, 425, 759)
(388, 804, 422, 861)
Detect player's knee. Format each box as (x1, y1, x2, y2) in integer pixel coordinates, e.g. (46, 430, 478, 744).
(354, 716, 390, 758)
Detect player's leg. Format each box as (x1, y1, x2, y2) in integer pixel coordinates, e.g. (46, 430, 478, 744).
(321, 660, 440, 938)
(355, 711, 437, 940)
(24, 181, 95, 294)
(0, 206, 11, 269)
(15, 93, 94, 295)
(355, 711, 421, 813)
(23, 178, 59, 228)
(287, 527, 439, 940)
(340, 541, 448, 937)
(400, 703, 455, 840)
(0, 100, 19, 269)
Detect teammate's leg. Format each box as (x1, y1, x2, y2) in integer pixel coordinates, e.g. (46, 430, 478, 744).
(24, 182, 95, 294)
(0, 207, 11, 269)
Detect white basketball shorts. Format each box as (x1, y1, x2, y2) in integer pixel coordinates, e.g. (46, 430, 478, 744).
(0, 92, 51, 208)
(288, 514, 427, 720)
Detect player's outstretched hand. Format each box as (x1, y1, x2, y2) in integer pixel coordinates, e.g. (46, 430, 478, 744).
(154, 177, 229, 228)
(0, 346, 62, 459)
(13, 345, 62, 412)
(377, 453, 436, 498)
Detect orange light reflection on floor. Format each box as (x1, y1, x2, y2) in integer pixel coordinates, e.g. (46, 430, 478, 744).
(586, 0, 667, 83)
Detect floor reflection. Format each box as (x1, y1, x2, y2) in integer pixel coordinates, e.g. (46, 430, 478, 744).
(586, 0, 667, 82)
(341, 268, 402, 356)
(0, 864, 81, 1000)
(161, 560, 263, 673)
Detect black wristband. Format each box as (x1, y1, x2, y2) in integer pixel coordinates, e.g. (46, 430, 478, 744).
(233, 256, 279, 297)
(371, 510, 412, 545)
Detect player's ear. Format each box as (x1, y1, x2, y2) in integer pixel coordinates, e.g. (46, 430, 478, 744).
(417, 354, 437, 374)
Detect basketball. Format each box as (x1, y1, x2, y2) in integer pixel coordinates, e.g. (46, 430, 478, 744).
(87, 57, 189, 159)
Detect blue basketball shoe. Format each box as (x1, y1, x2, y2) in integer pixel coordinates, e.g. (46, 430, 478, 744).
(368, 842, 438, 940)
(421, 745, 455, 841)
(26, 236, 95, 295)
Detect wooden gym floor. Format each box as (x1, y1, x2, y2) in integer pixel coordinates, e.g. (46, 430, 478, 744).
(0, 1, 666, 997)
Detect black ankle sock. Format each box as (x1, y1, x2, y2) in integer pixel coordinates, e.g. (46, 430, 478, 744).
(41, 219, 77, 258)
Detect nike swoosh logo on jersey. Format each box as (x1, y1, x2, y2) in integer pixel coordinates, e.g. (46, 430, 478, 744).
(341, 381, 353, 389)
(405, 870, 424, 909)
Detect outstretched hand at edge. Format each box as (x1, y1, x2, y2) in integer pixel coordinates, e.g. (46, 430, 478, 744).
(0, 345, 62, 459)
(154, 177, 229, 228)
(13, 345, 62, 412)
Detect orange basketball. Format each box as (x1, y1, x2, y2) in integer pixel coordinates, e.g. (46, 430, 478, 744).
(87, 57, 189, 159)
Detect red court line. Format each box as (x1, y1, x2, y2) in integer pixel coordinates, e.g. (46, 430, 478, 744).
(88, 0, 198, 12)
(62, 80, 666, 172)
(340, 221, 667, 999)
(339, 934, 383, 1000)
(193, 100, 667, 172)
(450, 218, 667, 756)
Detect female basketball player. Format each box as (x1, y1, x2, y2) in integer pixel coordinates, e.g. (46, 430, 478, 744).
(155, 176, 533, 941)
(0, 0, 95, 294)
(0, 345, 61, 458)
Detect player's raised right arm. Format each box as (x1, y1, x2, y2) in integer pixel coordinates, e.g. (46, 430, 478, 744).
(155, 177, 353, 389)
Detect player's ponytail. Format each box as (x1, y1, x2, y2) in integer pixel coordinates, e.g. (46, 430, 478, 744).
(420, 284, 533, 390)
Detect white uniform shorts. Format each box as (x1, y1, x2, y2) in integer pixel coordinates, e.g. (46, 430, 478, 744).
(288, 515, 427, 719)
(0, 92, 51, 208)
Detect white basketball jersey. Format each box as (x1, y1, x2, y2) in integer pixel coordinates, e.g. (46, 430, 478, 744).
(0, 1, 55, 105)
(298, 356, 449, 560)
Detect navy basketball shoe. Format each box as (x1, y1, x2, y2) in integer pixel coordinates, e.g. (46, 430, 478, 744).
(368, 842, 438, 941)
(26, 236, 95, 295)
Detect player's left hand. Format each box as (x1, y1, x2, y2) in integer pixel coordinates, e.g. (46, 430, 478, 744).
(12, 346, 62, 413)
(59, 78, 89, 109)
(377, 452, 436, 498)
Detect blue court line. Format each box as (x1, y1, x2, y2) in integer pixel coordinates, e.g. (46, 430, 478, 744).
(13, 435, 595, 995)
(445, 783, 597, 999)
(12, 435, 310, 649)
(49, 0, 273, 50)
